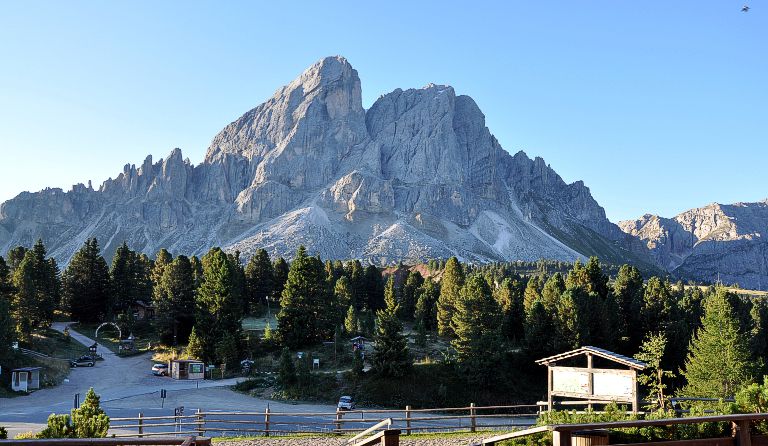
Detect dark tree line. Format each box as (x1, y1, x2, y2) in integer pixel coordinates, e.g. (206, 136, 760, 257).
(3, 239, 767, 399)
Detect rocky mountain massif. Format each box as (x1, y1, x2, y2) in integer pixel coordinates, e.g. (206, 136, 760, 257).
(0, 56, 713, 283)
(619, 200, 768, 290)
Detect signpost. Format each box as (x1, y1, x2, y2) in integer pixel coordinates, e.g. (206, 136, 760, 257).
(161, 389, 167, 408)
(174, 406, 185, 435)
(537, 346, 647, 413)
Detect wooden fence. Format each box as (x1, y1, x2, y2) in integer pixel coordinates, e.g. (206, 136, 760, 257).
(0, 436, 210, 446)
(472, 413, 768, 446)
(107, 404, 539, 437)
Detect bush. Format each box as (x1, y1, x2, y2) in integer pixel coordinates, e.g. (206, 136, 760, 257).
(0, 426, 7, 439)
(38, 414, 74, 439)
(36, 388, 110, 439)
(14, 432, 38, 440)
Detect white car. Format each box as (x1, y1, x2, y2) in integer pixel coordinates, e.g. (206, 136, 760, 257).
(337, 395, 355, 411)
(152, 363, 169, 376)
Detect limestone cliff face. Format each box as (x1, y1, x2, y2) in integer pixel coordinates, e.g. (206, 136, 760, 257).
(619, 201, 768, 290)
(0, 56, 647, 270)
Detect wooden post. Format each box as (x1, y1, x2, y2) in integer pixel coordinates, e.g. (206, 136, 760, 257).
(138, 412, 144, 437)
(381, 429, 401, 446)
(552, 430, 571, 446)
(736, 419, 752, 446)
(405, 405, 412, 435)
(470, 402, 477, 433)
(548, 366, 554, 412)
(631, 369, 639, 414)
(335, 408, 343, 434)
(587, 354, 594, 411)
(264, 406, 270, 437)
(196, 408, 204, 436)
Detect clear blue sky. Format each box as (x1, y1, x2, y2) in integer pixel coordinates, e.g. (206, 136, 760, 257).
(0, 1, 765, 222)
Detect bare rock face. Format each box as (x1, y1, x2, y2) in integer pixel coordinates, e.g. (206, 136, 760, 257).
(0, 56, 652, 272)
(620, 200, 768, 290)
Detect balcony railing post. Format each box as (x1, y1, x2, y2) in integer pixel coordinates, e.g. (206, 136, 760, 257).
(138, 412, 144, 437)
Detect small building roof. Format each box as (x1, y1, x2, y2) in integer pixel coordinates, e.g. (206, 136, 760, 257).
(350, 336, 369, 341)
(171, 359, 204, 363)
(535, 346, 647, 370)
(12, 367, 43, 372)
(134, 300, 153, 308)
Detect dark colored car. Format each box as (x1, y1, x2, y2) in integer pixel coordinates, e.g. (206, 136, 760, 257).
(70, 355, 95, 367)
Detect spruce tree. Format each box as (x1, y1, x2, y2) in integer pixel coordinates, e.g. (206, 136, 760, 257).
(348, 260, 366, 310)
(680, 288, 753, 398)
(525, 300, 556, 359)
(272, 257, 289, 302)
(244, 249, 274, 314)
(6, 246, 27, 273)
(344, 305, 359, 335)
(372, 281, 410, 377)
(613, 264, 645, 349)
(494, 278, 525, 343)
(63, 239, 111, 323)
(334, 276, 354, 325)
(110, 242, 135, 316)
(11, 252, 38, 340)
(277, 246, 327, 348)
(31, 239, 58, 326)
(523, 275, 543, 314)
(416, 278, 440, 331)
(364, 265, 384, 311)
(437, 257, 464, 337)
(400, 271, 423, 321)
(541, 273, 565, 311)
(451, 275, 502, 383)
(70, 388, 110, 438)
(636, 332, 674, 410)
(186, 326, 205, 359)
(153, 255, 196, 345)
(193, 248, 243, 362)
(0, 256, 16, 359)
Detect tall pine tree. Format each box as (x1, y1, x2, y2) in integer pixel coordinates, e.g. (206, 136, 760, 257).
(452, 275, 502, 383)
(63, 239, 111, 323)
(437, 257, 464, 337)
(372, 279, 410, 377)
(680, 288, 753, 398)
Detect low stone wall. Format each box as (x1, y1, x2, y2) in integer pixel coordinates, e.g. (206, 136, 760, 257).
(216, 434, 487, 446)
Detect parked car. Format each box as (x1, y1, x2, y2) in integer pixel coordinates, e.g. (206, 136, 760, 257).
(69, 355, 95, 368)
(337, 395, 355, 411)
(152, 363, 169, 376)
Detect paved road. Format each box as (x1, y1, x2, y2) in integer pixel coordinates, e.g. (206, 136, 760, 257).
(0, 323, 242, 436)
(0, 324, 533, 438)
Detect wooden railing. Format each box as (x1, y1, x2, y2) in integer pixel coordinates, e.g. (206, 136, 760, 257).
(473, 413, 768, 446)
(107, 404, 538, 437)
(0, 436, 210, 446)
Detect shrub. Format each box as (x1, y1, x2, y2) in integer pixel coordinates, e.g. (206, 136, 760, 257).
(14, 432, 38, 440)
(35, 388, 110, 439)
(38, 414, 74, 439)
(0, 426, 7, 439)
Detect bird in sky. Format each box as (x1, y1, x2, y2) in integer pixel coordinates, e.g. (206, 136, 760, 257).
(741, 5, 750, 12)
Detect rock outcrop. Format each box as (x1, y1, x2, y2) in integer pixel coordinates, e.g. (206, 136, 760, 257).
(619, 200, 768, 290)
(0, 56, 652, 271)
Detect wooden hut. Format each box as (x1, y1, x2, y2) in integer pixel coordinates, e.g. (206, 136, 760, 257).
(11, 367, 42, 392)
(170, 359, 205, 380)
